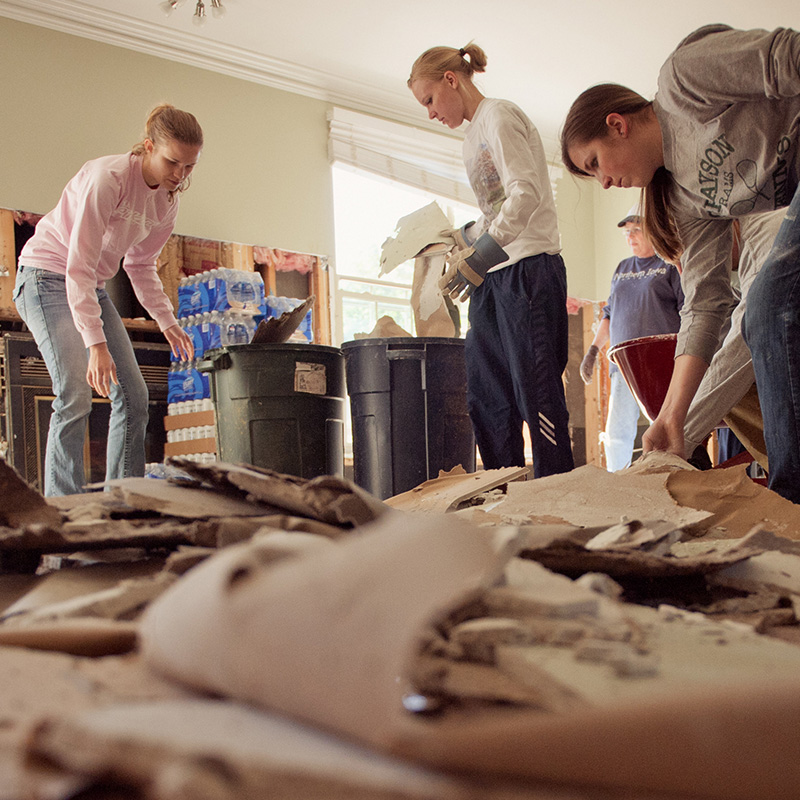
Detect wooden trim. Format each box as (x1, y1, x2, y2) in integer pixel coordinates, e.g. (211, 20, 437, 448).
(0, 209, 16, 310)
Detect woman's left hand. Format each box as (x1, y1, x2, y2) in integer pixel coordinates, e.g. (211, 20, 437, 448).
(163, 324, 194, 361)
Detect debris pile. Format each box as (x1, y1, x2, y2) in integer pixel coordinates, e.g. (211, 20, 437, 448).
(2, 452, 800, 799)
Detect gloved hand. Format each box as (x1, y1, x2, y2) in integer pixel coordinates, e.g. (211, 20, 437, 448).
(439, 222, 475, 251)
(580, 345, 599, 384)
(438, 232, 509, 302)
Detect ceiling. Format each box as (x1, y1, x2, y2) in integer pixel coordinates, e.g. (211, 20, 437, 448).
(2, 0, 799, 158)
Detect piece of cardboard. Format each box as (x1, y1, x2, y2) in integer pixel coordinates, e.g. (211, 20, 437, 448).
(0, 619, 137, 657)
(163, 438, 217, 456)
(385, 466, 529, 513)
(163, 409, 215, 431)
(251, 295, 315, 344)
(667, 463, 800, 540)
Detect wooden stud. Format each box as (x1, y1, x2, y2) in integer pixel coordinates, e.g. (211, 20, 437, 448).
(0, 208, 18, 314)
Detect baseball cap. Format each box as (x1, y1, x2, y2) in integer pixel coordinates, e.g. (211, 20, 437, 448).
(617, 203, 642, 227)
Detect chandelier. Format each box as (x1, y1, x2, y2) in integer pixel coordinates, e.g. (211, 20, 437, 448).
(160, 0, 225, 24)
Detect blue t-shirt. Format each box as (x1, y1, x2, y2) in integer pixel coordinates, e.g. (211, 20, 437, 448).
(602, 255, 684, 347)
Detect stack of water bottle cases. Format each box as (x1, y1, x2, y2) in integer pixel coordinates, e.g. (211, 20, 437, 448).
(161, 267, 314, 466)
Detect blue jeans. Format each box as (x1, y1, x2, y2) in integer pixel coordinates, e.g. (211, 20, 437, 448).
(604, 365, 641, 472)
(13, 267, 149, 496)
(465, 253, 574, 477)
(743, 183, 800, 503)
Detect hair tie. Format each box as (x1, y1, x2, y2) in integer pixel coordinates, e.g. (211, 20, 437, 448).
(458, 48, 466, 57)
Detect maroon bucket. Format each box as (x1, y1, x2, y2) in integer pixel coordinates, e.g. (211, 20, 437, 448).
(607, 333, 677, 422)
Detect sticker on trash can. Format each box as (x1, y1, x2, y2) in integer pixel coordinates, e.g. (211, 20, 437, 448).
(294, 362, 327, 395)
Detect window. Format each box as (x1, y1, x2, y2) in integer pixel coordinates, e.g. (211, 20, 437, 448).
(331, 164, 477, 345)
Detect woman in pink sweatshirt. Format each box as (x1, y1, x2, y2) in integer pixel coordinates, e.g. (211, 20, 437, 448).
(13, 104, 202, 496)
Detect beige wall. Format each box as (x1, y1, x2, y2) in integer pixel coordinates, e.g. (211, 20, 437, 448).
(1, 16, 633, 303)
(554, 171, 640, 301)
(0, 17, 334, 258)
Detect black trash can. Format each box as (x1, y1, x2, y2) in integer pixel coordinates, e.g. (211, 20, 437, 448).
(199, 343, 345, 479)
(342, 337, 475, 500)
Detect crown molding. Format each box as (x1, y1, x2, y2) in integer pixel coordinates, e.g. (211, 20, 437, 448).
(0, 0, 565, 161)
(0, 0, 457, 136)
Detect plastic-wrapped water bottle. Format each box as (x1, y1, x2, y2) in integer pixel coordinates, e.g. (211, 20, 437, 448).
(182, 360, 205, 403)
(202, 311, 222, 352)
(222, 311, 251, 345)
(168, 361, 186, 407)
(205, 268, 219, 311)
(182, 315, 205, 359)
(188, 274, 210, 316)
(177, 275, 193, 319)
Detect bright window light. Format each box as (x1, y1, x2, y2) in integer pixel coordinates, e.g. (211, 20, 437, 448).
(331, 164, 478, 345)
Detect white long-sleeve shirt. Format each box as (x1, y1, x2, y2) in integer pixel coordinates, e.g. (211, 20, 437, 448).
(20, 152, 181, 347)
(463, 98, 561, 269)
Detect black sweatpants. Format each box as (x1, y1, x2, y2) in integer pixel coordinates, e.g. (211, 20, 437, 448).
(465, 252, 574, 477)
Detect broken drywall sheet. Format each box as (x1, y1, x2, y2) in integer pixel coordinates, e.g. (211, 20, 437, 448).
(170, 460, 389, 528)
(96, 477, 280, 519)
(0, 457, 62, 529)
(379, 202, 455, 276)
(412, 245, 454, 332)
(385, 466, 529, 514)
(0, 646, 192, 799)
(139, 512, 506, 750)
(486, 464, 711, 529)
(667, 463, 800, 540)
(24, 699, 542, 800)
(135, 503, 800, 800)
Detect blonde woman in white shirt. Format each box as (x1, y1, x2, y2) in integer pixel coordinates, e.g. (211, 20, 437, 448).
(409, 43, 574, 477)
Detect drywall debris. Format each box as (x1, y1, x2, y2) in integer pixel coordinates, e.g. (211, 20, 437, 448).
(379, 202, 454, 276)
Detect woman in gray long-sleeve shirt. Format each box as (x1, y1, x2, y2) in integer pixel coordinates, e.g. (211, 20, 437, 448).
(559, 24, 800, 503)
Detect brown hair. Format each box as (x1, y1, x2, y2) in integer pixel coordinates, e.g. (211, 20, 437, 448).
(560, 83, 682, 264)
(132, 103, 204, 197)
(408, 42, 487, 87)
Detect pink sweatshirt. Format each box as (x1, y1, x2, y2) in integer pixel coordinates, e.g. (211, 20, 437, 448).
(19, 152, 180, 347)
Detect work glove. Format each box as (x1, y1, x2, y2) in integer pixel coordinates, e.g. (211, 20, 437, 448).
(580, 345, 599, 384)
(439, 222, 475, 251)
(438, 232, 509, 302)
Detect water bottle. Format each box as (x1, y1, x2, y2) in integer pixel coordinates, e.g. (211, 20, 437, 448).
(177, 275, 192, 319)
(188, 274, 209, 315)
(222, 311, 250, 345)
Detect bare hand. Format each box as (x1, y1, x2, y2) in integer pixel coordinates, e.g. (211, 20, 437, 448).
(87, 343, 117, 397)
(642, 415, 686, 459)
(163, 324, 194, 361)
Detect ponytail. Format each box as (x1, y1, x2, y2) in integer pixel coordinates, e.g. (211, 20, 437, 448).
(408, 42, 487, 87)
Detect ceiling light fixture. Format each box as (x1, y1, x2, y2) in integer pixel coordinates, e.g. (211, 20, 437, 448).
(160, 0, 226, 25)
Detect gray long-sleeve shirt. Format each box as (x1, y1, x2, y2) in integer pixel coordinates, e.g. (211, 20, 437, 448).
(654, 24, 800, 362)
